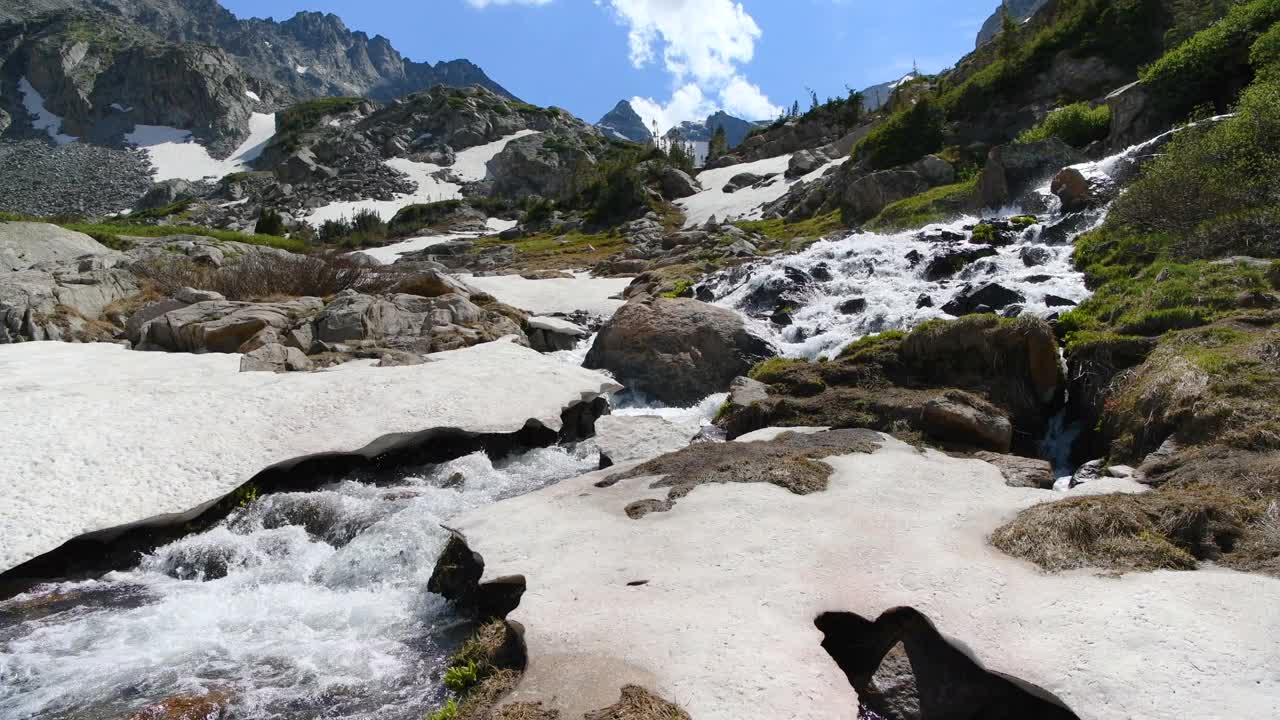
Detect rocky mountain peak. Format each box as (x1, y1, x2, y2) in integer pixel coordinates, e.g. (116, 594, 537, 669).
(976, 0, 1048, 48)
(597, 100, 652, 143)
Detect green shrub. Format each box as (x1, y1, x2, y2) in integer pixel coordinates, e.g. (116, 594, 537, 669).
(274, 97, 362, 150)
(1140, 0, 1280, 117)
(1017, 102, 1112, 146)
(852, 97, 944, 170)
(1103, 77, 1280, 251)
(443, 662, 479, 693)
(254, 208, 286, 236)
(971, 223, 997, 244)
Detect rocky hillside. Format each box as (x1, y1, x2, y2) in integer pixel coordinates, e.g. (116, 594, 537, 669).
(0, 0, 513, 103)
(976, 0, 1049, 48)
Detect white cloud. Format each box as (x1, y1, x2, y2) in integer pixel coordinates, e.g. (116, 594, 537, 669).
(466, 0, 551, 7)
(598, 0, 781, 131)
(630, 83, 715, 135)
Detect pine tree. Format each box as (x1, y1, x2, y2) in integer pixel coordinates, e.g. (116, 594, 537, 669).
(790, 100, 800, 118)
(254, 207, 286, 236)
(708, 125, 728, 161)
(998, 2, 1019, 60)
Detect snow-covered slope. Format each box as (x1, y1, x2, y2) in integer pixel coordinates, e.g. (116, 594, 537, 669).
(17, 77, 78, 145)
(127, 112, 277, 182)
(306, 130, 540, 227)
(446, 433, 1280, 720)
(0, 339, 619, 573)
(462, 273, 632, 318)
(678, 153, 847, 227)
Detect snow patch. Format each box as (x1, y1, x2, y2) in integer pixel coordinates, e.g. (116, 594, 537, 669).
(295, 65, 308, 75)
(305, 131, 541, 227)
(462, 272, 633, 319)
(245, 90, 261, 102)
(354, 232, 478, 265)
(0, 339, 620, 573)
(128, 112, 277, 182)
(18, 77, 77, 145)
(678, 153, 845, 227)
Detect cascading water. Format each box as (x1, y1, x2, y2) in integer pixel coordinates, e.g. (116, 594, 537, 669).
(705, 122, 1223, 361)
(0, 445, 599, 720)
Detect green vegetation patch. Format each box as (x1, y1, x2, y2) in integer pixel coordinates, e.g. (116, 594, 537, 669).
(473, 229, 626, 271)
(867, 178, 978, 231)
(851, 97, 944, 170)
(1140, 0, 1280, 117)
(734, 211, 847, 243)
(1017, 102, 1112, 147)
(1058, 260, 1270, 348)
(65, 222, 304, 252)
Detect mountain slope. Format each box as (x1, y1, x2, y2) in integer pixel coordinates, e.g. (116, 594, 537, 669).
(976, 0, 1049, 48)
(0, 0, 514, 103)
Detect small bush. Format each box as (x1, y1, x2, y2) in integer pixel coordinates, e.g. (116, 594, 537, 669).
(748, 357, 809, 384)
(428, 699, 458, 720)
(852, 98, 944, 170)
(1017, 102, 1112, 147)
(254, 208, 286, 236)
(274, 97, 362, 151)
(971, 223, 997, 244)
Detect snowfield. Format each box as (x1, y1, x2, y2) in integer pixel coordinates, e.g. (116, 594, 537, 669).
(306, 130, 541, 227)
(18, 77, 78, 145)
(0, 339, 620, 573)
(678, 153, 847, 227)
(127, 112, 277, 182)
(462, 272, 632, 318)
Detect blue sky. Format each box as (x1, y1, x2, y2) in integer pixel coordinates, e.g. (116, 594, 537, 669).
(222, 0, 997, 131)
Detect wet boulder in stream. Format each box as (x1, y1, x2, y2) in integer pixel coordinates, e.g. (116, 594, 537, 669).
(942, 283, 1026, 317)
(584, 297, 774, 406)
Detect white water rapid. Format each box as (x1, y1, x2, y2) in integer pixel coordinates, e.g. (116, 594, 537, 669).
(0, 446, 599, 720)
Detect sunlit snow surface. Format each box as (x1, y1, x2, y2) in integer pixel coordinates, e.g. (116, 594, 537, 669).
(0, 447, 599, 720)
(17, 77, 78, 145)
(127, 113, 277, 182)
(306, 130, 540, 227)
(677, 153, 847, 227)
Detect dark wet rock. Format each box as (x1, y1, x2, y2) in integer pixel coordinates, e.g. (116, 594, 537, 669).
(1019, 246, 1053, 267)
(1044, 295, 1078, 308)
(924, 247, 998, 281)
(838, 298, 868, 315)
(942, 283, 1026, 316)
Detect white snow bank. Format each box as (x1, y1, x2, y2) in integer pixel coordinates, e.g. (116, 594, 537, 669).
(487, 217, 519, 233)
(245, 90, 261, 102)
(678, 153, 847, 227)
(451, 129, 539, 183)
(462, 272, 632, 318)
(128, 112, 276, 182)
(18, 77, 77, 145)
(306, 131, 540, 227)
(295, 65, 308, 75)
(0, 339, 620, 573)
(354, 232, 477, 265)
(450, 434, 1280, 719)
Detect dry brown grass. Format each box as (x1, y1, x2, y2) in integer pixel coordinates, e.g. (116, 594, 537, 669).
(599, 429, 881, 518)
(456, 670, 523, 720)
(488, 702, 559, 720)
(583, 686, 690, 720)
(135, 253, 391, 301)
(991, 483, 1267, 574)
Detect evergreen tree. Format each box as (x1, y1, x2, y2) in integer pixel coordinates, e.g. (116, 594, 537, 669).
(708, 125, 729, 161)
(998, 2, 1020, 59)
(254, 207, 286, 236)
(790, 100, 801, 118)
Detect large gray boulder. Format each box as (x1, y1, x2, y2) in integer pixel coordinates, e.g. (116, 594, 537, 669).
(140, 298, 323, 353)
(0, 222, 115, 272)
(311, 291, 526, 355)
(841, 169, 929, 221)
(0, 228, 137, 342)
(980, 139, 1083, 208)
(584, 297, 773, 406)
(135, 179, 197, 212)
(486, 133, 594, 200)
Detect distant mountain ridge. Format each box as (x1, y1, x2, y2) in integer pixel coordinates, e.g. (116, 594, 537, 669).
(0, 0, 514, 102)
(598, 100, 653, 143)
